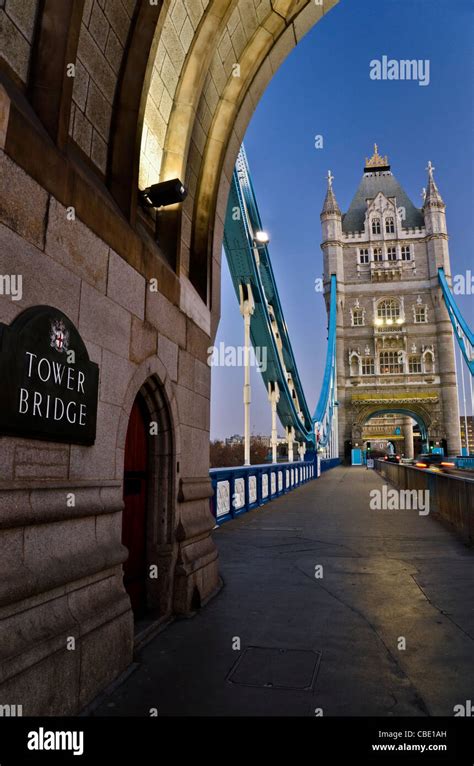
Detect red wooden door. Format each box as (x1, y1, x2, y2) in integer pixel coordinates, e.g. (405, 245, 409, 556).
(122, 397, 148, 615)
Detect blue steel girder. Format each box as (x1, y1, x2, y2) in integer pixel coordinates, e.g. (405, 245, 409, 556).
(224, 176, 312, 444)
(223, 145, 338, 450)
(438, 268, 474, 375)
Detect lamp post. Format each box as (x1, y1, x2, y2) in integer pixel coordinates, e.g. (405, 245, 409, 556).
(268, 382, 280, 463)
(239, 283, 255, 466)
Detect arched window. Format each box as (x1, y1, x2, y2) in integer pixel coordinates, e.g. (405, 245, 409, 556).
(361, 357, 374, 375)
(408, 355, 422, 373)
(352, 307, 364, 326)
(387, 246, 397, 261)
(414, 305, 427, 323)
(372, 218, 381, 234)
(385, 217, 395, 234)
(373, 247, 383, 262)
(379, 351, 403, 374)
(377, 299, 401, 321)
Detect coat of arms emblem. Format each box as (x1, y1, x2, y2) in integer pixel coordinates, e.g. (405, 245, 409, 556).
(50, 319, 69, 353)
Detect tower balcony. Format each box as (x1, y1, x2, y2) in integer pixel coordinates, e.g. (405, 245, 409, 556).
(374, 324, 407, 336)
(348, 373, 438, 387)
(370, 261, 403, 281)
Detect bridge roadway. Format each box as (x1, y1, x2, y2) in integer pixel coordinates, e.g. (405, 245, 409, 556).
(93, 466, 474, 717)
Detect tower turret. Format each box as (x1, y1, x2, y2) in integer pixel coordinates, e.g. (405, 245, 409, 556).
(321, 170, 344, 284)
(423, 161, 450, 276)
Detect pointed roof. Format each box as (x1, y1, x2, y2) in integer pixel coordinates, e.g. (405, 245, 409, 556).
(423, 161, 444, 208)
(321, 170, 341, 216)
(342, 146, 424, 232)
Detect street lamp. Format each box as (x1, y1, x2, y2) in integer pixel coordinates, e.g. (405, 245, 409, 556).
(254, 230, 270, 246)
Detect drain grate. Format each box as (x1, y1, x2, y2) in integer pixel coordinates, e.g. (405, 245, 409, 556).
(227, 646, 321, 691)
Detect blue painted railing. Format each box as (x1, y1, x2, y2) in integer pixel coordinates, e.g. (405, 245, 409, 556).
(210, 457, 341, 524)
(320, 457, 341, 472)
(456, 455, 474, 470)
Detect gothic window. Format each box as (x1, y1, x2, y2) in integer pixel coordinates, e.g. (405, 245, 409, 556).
(372, 218, 381, 234)
(373, 247, 383, 262)
(408, 355, 422, 373)
(387, 246, 397, 261)
(352, 308, 364, 326)
(401, 245, 411, 261)
(379, 351, 403, 374)
(359, 248, 369, 264)
(414, 305, 427, 323)
(377, 298, 401, 321)
(385, 217, 395, 234)
(362, 357, 375, 375)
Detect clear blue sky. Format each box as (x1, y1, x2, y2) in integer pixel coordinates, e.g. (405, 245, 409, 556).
(211, 0, 474, 440)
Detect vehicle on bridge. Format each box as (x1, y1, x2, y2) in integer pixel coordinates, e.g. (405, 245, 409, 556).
(415, 453, 456, 472)
(383, 454, 401, 464)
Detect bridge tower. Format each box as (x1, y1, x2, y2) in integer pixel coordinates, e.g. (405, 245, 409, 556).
(321, 146, 462, 458)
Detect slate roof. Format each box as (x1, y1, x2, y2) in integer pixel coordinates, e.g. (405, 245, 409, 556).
(342, 171, 425, 233)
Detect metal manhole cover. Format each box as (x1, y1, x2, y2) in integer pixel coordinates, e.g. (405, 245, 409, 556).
(227, 646, 321, 691)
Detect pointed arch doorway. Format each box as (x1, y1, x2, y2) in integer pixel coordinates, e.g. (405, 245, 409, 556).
(122, 393, 149, 616)
(121, 375, 176, 624)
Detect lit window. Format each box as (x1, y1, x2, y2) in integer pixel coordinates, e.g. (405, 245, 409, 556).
(377, 299, 401, 321)
(359, 248, 369, 264)
(387, 246, 397, 261)
(380, 351, 403, 374)
(362, 357, 375, 375)
(352, 308, 364, 326)
(414, 306, 427, 323)
(372, 218, 381, 234)
(401, 245, 411, 261)
(385, 217, 395, 234)
(373, 247, 383, 262)
(409, 355, 422, 373)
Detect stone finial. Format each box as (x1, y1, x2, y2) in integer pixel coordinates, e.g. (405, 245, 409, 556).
(321, 171, 341, 216)
(365, 143, 389, 169)
(423, 160, 444, 208)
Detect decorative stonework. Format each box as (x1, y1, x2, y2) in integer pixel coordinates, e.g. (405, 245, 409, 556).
(216, 480, 230, 517)
(234, 478, 245, 510)
(271, 472, 276, 495)
(249, 475, 257, 504)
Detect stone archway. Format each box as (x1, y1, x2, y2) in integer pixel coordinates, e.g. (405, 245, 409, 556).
(353, 405, 432, 455)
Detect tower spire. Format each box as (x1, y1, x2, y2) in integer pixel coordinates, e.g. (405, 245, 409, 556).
(321, 170, 341, 216)
(423, 160, 444, 208)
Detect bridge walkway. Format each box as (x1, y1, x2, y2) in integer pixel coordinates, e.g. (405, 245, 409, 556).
(93, 466, 474, 717)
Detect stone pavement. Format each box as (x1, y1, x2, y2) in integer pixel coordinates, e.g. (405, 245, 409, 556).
(93, 466, 474, 717)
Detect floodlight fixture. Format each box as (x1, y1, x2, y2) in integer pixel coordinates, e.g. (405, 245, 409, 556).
(140, 179, 187, 208)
